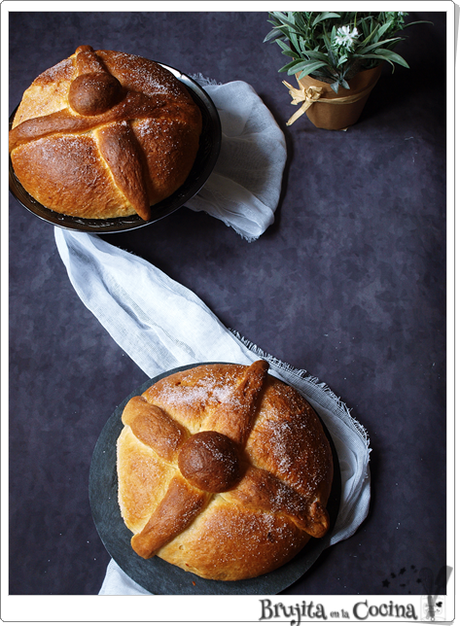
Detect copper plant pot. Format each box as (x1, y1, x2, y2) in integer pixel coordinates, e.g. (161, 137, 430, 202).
(287, 64, 382, 130)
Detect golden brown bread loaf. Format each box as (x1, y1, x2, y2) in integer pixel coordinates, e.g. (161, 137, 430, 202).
(9, 46, 202, 220)
(117, 360, 334, 581)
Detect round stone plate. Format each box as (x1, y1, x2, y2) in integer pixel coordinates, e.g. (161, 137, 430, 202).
(89, 364, 341, 595)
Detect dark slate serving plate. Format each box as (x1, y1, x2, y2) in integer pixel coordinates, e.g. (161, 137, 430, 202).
(89, 364, 341, 595)
(9, 64, 221, 233)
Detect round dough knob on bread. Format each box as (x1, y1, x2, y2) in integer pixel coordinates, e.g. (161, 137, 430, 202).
(178, 431, 242, 492)
(9, 46, 202, 220)
(117, 360, 334, 581)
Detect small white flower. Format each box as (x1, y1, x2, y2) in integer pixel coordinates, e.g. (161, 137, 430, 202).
(334, 25, 359, 51)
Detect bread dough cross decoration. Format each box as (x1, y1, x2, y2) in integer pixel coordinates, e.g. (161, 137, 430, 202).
(120, 360, 330, 560)
(9, 45, 200, 221)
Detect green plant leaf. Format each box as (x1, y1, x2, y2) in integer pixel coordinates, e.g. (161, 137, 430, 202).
(263, 29, 283, 43)
(275, 39, 294, 53)
(290, 31, 300, 52)
(330, 81, 340, 93)
(376, 21, 393, 39)
(269, 12, 297, 29)
(288, 59, 329, 76)
(359, 37, 402, 53)
(297, 49, 330, 61)
(356, 48, 410, 67)
(278, 59, 305, 73)
(312, 12, 341, 27)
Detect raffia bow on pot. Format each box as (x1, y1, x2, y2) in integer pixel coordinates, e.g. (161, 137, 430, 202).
(282, 82, 323, 126)
(282, 64, 382, 130)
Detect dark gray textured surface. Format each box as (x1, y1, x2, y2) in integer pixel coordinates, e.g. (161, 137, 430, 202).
(8, 11, 447, 595)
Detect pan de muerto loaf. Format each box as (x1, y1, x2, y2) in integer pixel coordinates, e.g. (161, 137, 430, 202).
(9, 46, 202, 220)
(117, 360, 334, 581)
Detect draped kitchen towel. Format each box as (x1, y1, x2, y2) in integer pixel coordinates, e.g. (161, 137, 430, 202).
(55, 229, 371, 595)
(53, 78, 370, 594)
(185, 77, 287, 241)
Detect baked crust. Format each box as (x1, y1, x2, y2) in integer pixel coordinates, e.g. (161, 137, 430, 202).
(116, 361, 334, 581)
(9, 46, 202, 220)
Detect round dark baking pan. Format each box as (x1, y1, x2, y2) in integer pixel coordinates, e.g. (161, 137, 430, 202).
(8, 64, 221, 234)
(89, 363, 342, 595)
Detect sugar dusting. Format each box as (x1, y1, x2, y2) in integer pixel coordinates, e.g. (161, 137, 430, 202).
(148, 366, 244, 431)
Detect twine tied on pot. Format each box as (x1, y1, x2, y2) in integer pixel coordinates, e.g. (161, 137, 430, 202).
(282, 81, 323, 126)
(283, 69, 381, 128)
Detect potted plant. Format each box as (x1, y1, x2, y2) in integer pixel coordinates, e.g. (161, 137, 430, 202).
(264, 11, 427, 130)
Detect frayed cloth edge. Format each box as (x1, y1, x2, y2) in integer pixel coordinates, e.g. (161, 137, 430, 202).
(191, 73, 222, 87)
(230, 328, 372, 452)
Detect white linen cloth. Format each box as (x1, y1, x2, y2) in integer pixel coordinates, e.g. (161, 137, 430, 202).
(187, 78, 287, 241)
(56, 228, 371, 596)
(53, 79, 371, 594)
